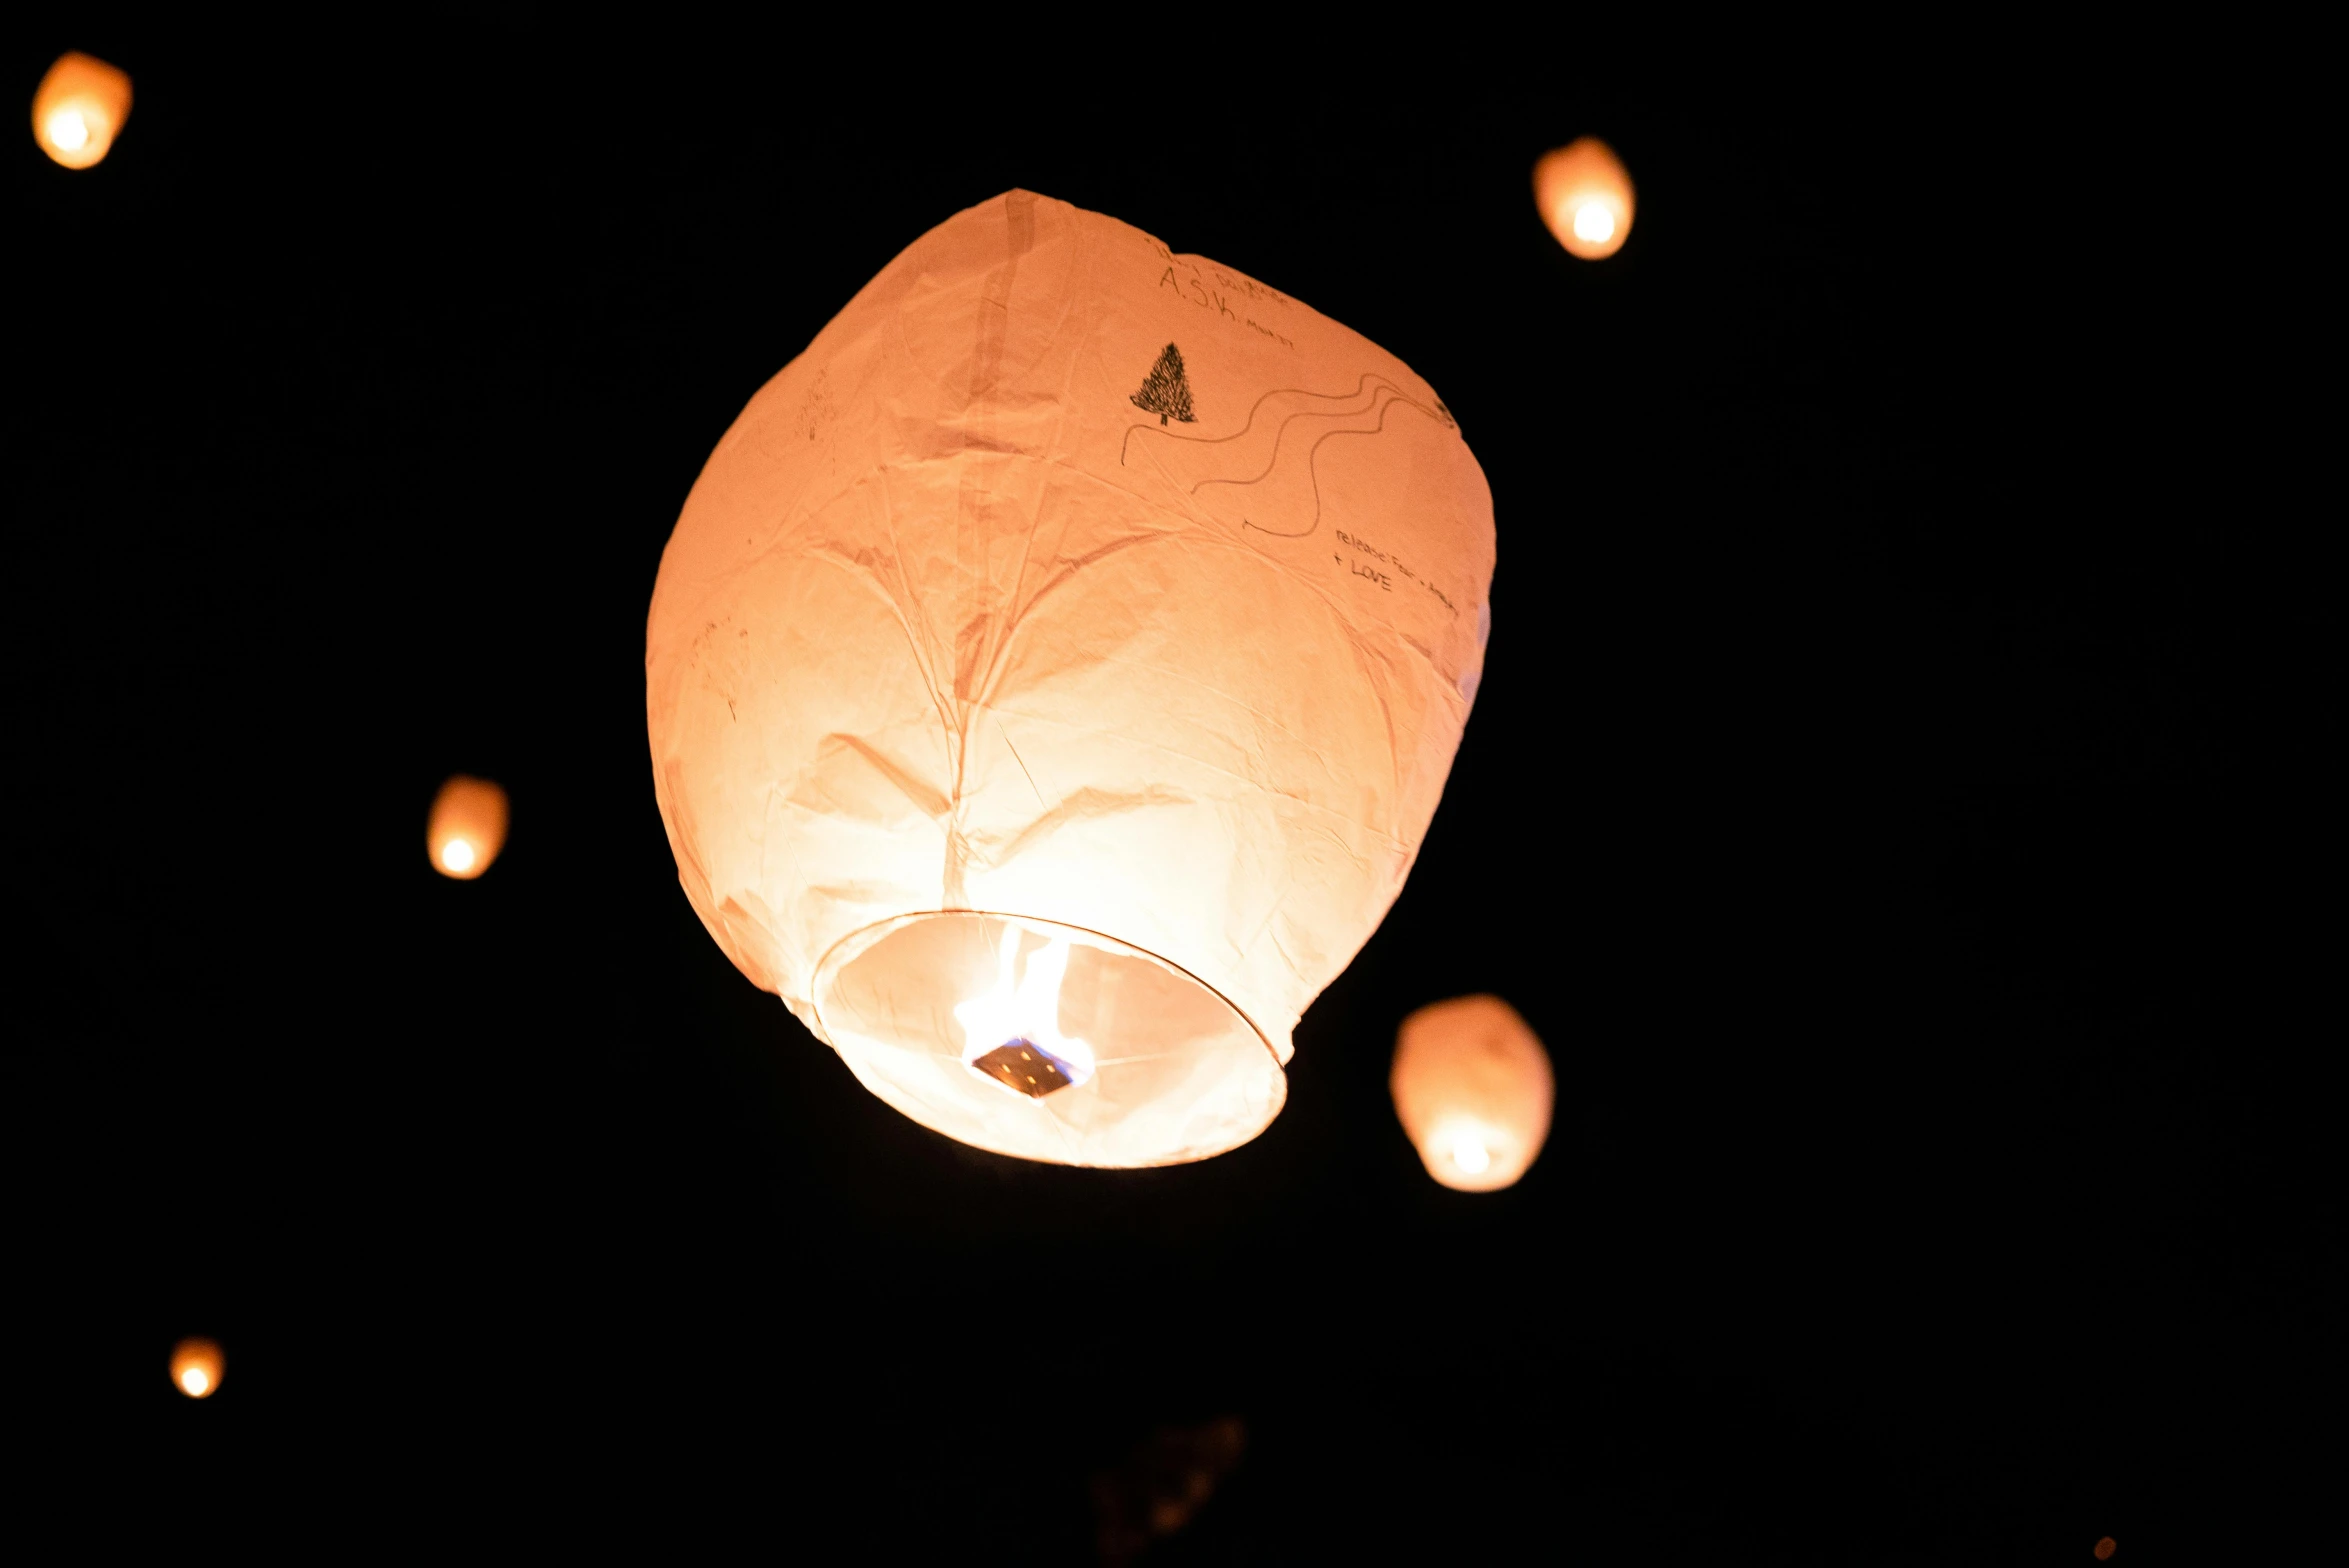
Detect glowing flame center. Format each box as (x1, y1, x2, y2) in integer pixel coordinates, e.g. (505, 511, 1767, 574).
(48, 108, 91, 152)
(181, 1367, 209, 1396)
(1451, 1136, 1492, 1175)
(955, 928, 1096, 1090)
(440, 839, 476, 873)
(1572, 201, 1615, 244)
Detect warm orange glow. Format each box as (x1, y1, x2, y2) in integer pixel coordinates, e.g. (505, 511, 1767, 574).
(1534, 138, 1634, 260)
(32, 52, 132, 170)
(647, 191, 1495, 1167)
(2094, 1539, 2117, 1561)
(1390, 995, 1553, 1192)
(426, 775, 508, 880)
(815, 912, 1282, 1166)
(170, 1337, 223, 1400)
(1095, 1416, 1248, 1561)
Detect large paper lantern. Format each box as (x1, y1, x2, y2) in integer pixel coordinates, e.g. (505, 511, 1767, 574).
(32, 52, 132, 171)
(427, 774, 508, 879)
(171, 1336, 224, 1399)
(1535, 138, 1634, 261)
(647, 190, 1494, 1166)
(1391, 995, 1552, 1191)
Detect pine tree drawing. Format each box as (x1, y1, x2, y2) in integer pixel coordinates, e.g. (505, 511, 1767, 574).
(1130, 343, 1197, 425)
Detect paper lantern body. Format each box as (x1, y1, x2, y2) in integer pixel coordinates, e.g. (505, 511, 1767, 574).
(648, 190, 1494, 1166)
(171, 1336, 224, 1399)
(1391, 995, 1553, 1191)
(1535, 138, 1635, 261)
(33, 52, 132, 170)
(427, 775, 509, 879)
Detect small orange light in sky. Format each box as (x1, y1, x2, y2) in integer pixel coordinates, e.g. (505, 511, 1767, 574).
(33, 52, 132, 170)
(427, 775, 509, 880)
(1534, 138, 1634, 261)
(171, 1337, 224, 1399)
(1390, 995, 1554, 1192)
(2093, 1539, 2117, 1561)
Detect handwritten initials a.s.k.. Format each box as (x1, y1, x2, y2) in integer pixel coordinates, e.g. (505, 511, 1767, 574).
(1161, 267, 1237, 321)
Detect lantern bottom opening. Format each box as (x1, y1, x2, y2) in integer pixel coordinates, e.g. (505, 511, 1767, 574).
(811, 911, 1285, 1167)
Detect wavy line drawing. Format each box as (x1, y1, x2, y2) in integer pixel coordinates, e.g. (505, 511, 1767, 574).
(1121, 371, 1455, 541)
(1222, 394, 1447, 538)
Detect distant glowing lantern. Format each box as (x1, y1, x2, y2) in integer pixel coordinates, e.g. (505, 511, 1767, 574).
(2094, 1539, 2117, 1561)
(32, 52, 132, 170)
(1534, 138, 1634, 261)
(427, 774, 508, 880)
(171, 1337, 223, 1399)
(1390, 995, 1553, 1191)
(647, 190, 1495, 1167)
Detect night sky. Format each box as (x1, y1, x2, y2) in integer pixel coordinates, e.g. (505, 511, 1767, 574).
(15, 33, 2329, 1560)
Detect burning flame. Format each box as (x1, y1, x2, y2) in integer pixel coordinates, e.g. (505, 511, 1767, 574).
(48, 108, 89, 152)
(955, 926, 1096, 1092)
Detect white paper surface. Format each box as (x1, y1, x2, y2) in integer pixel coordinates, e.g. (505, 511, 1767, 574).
(648, 190, 1494, 1162)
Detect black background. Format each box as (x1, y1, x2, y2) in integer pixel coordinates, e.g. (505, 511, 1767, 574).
(13, 31, 2331, 1561)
